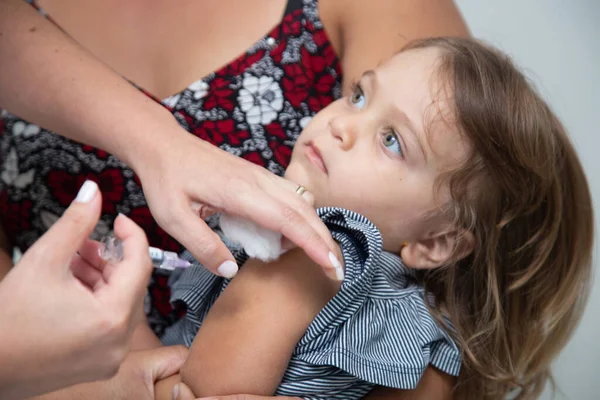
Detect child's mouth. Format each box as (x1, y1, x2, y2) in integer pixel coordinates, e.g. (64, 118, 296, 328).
(304, 142, 328, 174)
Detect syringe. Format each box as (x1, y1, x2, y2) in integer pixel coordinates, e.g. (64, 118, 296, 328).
(99, 235, 191, 271)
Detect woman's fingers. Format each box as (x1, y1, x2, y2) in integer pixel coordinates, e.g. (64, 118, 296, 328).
(228, 186, 342, 279)
(271, 178, 322, 256)
(269, 175, 336, 248)
(77, 239, 107, 271)
(201, 146, 339, 275)
(28, 180, 102, 272)
(172, 382, 195, 400)
(266, 181, 344, 280)
(71, 235, 108, 290)
(70, 254, 105, 290)
(283, 179, 315, 206)
(140, 139, 340, 279)
(169, 199, 239, 278)
(129, 345, 188, 382)
(99, 213, 153, 308)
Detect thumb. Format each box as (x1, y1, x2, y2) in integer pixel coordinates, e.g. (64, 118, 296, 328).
(29, 180, 102, 264)
(172, 381, 196, 400)
(141, 345, 188, 382)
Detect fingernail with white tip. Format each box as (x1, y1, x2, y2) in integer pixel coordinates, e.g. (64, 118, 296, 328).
(328, 251, 344, 281)
(217, 260, 238, 278)
(335, 266, 345, 281)
(74, 180, 98, 203)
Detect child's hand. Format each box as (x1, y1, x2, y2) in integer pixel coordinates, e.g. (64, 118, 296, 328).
(172, 382, 301, 400)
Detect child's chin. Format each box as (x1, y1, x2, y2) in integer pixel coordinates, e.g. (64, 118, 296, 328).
(283, 162, 302, 182)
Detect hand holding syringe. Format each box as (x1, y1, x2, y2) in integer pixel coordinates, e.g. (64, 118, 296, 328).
(100, 235, 191, 270)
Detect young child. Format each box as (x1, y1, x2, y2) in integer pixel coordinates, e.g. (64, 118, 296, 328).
(150, 37, 594, 400)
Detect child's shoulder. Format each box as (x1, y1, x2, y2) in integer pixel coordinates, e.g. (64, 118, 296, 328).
(317, 207, 421, 293)
(287, 208, 462, 389)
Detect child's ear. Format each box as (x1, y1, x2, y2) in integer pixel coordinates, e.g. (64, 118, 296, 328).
(401, 229, 475, 270)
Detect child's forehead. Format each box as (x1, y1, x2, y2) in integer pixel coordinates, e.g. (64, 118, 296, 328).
(373, 47, 449, 108)
(379, 46, 444, 75)
(375, 48, 467, 171)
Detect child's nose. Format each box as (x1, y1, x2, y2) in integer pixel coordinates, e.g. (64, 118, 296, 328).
(328, 115, 357, 150)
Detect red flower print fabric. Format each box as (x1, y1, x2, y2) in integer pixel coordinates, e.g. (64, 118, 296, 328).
(0, 0, 342, 335)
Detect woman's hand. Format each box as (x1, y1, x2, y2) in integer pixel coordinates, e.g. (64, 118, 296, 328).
(0, 181, 153, 399)
(33, 346, 188, 400)
(135, 130, 341, 279)
(0, 0, 339, 282)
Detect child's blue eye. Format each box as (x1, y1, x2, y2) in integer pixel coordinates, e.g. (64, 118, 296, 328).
(350, 89, 366, 109)
(382, 132, 403, 156)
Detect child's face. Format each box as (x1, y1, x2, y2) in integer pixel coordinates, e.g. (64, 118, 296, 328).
(285, 48, 470, 254)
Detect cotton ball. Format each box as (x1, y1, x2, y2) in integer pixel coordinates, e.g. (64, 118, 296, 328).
(219, 213, 283, 262)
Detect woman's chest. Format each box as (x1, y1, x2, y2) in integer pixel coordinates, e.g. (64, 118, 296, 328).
(2, 0, 344, 227)
(36, 0, 294, 99)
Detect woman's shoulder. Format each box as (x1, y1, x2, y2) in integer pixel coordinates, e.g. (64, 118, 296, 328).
(318, 0, 469, 93)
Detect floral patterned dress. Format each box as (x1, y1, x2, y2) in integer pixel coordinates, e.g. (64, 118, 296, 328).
(0, 0, 342, 334)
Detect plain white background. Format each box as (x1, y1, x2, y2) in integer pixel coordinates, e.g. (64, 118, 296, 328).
(455, 1, 599, 399)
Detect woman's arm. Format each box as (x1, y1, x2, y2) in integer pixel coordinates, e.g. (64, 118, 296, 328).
(28, 346, 187, 400)
(0, 0, 173, 165)
(321, 0, 469, 94)
(0, 0, 338, 275)
(177, 247, 341, 397)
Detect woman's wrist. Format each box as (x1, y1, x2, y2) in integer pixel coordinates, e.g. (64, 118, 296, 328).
(120, 112, 202, 186)
(109, 104, 183, 172)
(0, 0, 186, 173)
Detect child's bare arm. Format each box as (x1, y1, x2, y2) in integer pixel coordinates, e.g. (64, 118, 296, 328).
(131, 321, 163, 350)
(367, 367, 457, 400)
(165, 366, 456, 400)
(179, 246, 342, 397)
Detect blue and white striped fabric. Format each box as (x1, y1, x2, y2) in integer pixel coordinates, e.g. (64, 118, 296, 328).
(162, 208, 462, 399)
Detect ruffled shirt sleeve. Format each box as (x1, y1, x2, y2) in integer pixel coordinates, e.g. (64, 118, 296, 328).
(162, 208, 462, 396)
(291, 208, 462, 389)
